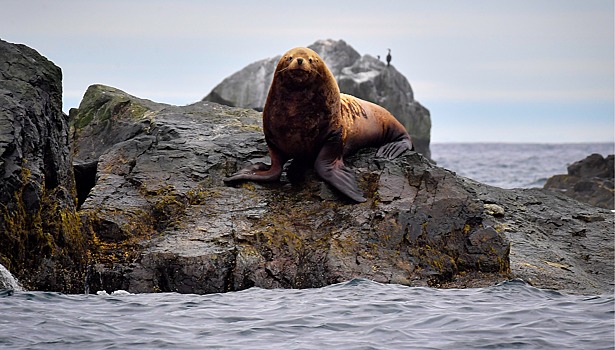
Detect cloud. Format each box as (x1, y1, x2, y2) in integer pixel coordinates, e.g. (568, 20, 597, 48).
(414, 80, 614, 103)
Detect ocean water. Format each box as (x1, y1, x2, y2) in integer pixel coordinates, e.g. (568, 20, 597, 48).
(1, 280, 613, 349)
(1, 143, 614, 349)
(432, 142, 614, 189)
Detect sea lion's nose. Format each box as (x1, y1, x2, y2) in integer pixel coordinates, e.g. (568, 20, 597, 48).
(297, 58, 303, 65)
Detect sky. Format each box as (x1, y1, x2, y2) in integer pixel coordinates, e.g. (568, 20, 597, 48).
(1, 0, 613, 143)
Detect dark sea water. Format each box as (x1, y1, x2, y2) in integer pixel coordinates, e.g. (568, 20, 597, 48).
(1, 143, 614, 349)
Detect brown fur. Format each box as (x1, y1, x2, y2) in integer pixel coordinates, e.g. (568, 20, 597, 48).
(224, 47, 413, 202)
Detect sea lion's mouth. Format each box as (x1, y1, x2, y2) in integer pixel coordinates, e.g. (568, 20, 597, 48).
(287, 68, 310, 82)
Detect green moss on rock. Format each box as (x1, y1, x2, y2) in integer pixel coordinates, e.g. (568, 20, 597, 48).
(71, 85, 154, 130)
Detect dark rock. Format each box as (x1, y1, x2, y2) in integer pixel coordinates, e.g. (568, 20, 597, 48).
(569, 153, 613, 179)
(74, 85, 613, 295)
(0, 39, 86, 292)
(544, 153, 614, 209)
(202, 39, 432, 159)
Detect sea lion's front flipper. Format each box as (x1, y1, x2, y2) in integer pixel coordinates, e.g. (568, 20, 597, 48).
(314, 134, 366, 203)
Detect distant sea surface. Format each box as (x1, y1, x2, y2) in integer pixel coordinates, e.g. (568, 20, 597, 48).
(1, 143, 614, 350)
(432, 142, 614, 189)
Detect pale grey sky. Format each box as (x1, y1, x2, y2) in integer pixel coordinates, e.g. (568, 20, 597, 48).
(1, 0, 613, 143)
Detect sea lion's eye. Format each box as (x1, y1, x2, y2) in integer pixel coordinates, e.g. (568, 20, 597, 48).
(288, 56, 293, 62)
(309, 58, 313, 63)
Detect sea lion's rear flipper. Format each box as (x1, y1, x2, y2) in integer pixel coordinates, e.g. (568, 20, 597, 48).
(224, 145, 285, 183)
(224, 162, 276, 182)
(376, 138, 413, 159)
(315, 134, 366, 203)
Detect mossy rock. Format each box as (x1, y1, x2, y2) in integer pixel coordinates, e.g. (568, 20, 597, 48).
(70, 85, 163, 130)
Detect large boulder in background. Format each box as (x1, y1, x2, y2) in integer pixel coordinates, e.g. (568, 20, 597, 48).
(203, 39, 432, 159)
(0, 39, 86, 292)
(544, 153, 614, 210)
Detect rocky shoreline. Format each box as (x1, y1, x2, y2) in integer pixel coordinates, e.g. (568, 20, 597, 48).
(1, 39, 613, 295)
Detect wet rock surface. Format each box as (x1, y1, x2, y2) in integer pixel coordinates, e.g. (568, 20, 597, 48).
(74, 85, 612, 295)
(544, 153, 614, 210)
(475, 186, 613, 294)
(0, 39, 86, 292)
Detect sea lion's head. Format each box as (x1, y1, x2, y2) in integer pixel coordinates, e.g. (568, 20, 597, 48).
(275, 47, 327, 86)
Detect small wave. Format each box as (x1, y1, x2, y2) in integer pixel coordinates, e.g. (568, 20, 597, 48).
(96, 290, 133, 296)
(0, 263, 22, 291)
(0, 289, 15, 297)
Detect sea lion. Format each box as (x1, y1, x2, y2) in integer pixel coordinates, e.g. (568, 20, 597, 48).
(224, 47, 412, 202)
